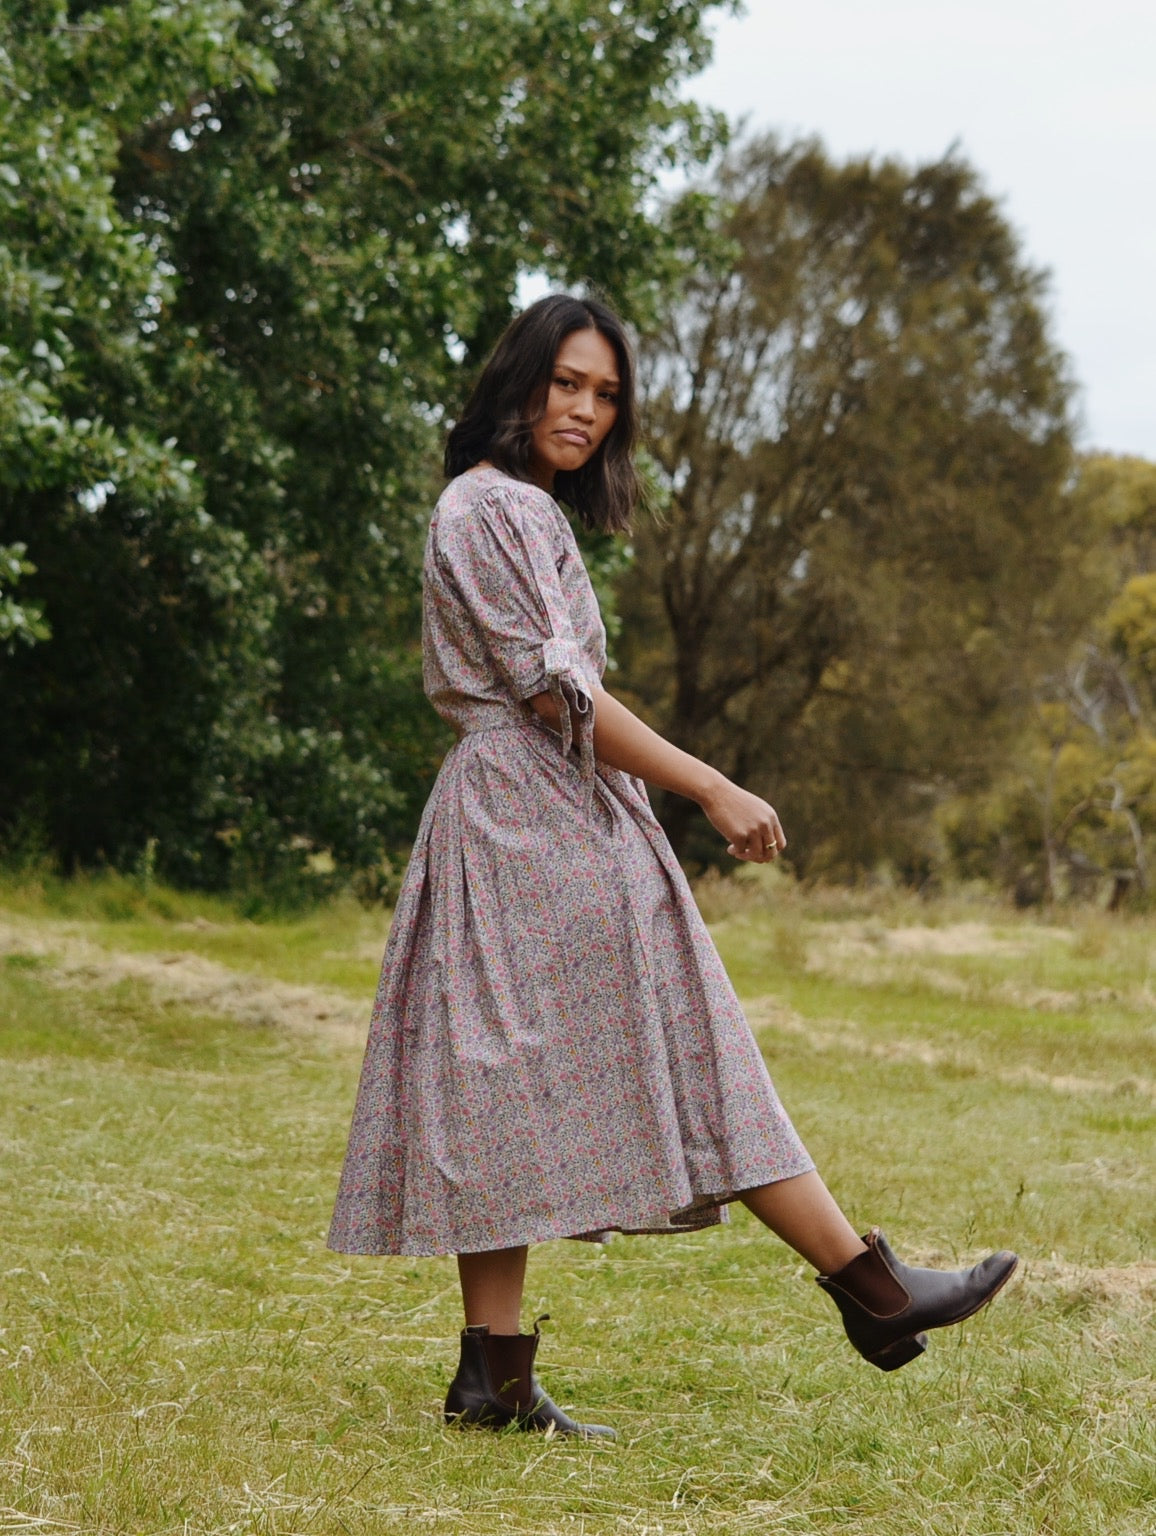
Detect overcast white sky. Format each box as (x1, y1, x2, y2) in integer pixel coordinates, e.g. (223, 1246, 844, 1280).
(682, 0, 1156, 459)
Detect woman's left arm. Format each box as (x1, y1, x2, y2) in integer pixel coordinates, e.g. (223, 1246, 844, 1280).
(529, 685, 784, 864)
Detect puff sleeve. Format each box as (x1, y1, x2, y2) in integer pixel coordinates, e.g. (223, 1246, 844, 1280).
(433, 483, 596, 789)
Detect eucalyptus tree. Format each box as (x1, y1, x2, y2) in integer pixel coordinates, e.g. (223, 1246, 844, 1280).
(623, 136, 1084, 875)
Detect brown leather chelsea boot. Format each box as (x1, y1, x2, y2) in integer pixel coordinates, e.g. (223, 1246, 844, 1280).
(817, 1228, 1018, 1371)
(444, 1317, 616, 1438)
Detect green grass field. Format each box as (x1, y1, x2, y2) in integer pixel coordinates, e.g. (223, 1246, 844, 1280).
(2, 870, 1154, 1534)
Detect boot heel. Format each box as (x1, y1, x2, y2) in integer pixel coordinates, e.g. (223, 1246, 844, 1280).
(868, 1331, 928, 1372)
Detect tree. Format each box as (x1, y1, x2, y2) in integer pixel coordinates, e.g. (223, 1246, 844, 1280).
(0, 2, 283, 879)
(1, 0, 729, 888)
(619, 136, 1082, 876)
(944, 455, 1156, 905)
(0, 543, 49, 652)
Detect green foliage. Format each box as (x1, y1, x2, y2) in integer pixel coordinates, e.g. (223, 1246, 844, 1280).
(945, 454, 1156, 905)
(621, 135, 1083, 879)
(0, 1, 288, 883)
(0, 540, 49, 649)
(0, 0, 728, 890)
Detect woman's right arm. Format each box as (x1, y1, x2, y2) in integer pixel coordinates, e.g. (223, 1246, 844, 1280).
(529, 684, 785, 864)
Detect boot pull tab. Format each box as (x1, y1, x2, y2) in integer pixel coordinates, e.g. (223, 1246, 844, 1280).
(532, 1313, 551, 1335)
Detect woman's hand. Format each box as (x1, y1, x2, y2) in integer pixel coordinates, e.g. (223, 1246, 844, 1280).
(540, 686, 788, 862)
(699, 778, 786, 863)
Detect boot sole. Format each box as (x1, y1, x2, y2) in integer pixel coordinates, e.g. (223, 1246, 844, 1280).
(445, 1406, 615, 1439)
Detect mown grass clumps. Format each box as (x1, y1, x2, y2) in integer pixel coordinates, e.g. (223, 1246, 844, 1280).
(1, 885, 1154, 1533)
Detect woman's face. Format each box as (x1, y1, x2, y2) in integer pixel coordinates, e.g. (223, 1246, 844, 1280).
(528, 328, 620, 492)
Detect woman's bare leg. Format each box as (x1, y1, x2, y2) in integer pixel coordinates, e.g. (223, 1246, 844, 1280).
(740, 1171, 867, 1274)
(457, 1245, 528, 1333)
(455, 1174, 859, 1331)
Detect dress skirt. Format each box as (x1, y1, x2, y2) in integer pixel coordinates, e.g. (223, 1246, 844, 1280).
(327, 468, 813, 1257)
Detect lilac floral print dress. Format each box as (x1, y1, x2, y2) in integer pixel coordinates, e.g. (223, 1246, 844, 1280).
(328, 465, 814, 1256)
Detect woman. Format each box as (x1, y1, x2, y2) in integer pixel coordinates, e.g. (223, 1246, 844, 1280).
(328, 293, 1017, 1439)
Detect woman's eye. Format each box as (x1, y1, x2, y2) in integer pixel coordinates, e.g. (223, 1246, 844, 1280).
(554, 376, 576, 389)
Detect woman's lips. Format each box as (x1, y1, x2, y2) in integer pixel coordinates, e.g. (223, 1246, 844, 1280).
(556, 430, 590, 445)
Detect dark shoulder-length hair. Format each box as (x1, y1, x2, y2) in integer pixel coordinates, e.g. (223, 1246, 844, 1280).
(444, 292, 640, 533)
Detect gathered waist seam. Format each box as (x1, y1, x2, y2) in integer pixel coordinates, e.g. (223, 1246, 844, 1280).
(454, 716, 540, 740)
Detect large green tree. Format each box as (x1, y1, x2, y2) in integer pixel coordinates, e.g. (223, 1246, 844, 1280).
(0, 3, 282, 880)
(1, 0, 728, 888)
(619, 136, 1085, 877)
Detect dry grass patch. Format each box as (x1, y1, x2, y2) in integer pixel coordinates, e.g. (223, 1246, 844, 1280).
(1022, 1257, 1156, 1307)
(744, 994, 1156, 1104)
(0, 918, 367, 1044)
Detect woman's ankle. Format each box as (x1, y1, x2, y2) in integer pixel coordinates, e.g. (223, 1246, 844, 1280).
(456, 1245, 528, 1334)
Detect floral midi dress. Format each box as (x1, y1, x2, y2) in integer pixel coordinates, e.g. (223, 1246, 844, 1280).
(327, 465, 813, 1257)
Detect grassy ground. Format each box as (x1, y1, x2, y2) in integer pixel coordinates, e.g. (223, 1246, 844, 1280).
(1, 870, 1154, 1534)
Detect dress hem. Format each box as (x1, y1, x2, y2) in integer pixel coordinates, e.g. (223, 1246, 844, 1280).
(326, 1155, 816, 1258)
